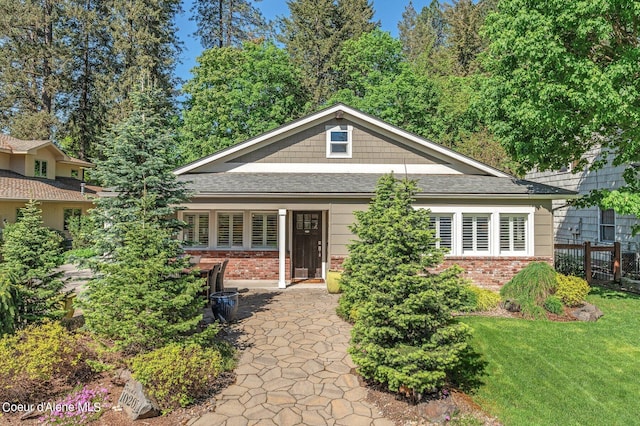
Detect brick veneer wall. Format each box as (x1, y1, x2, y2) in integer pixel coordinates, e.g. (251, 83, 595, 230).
(186, 250, 291, 280)
(330, 255, 554, 291)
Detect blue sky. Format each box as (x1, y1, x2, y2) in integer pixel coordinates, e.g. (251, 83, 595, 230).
(175, 0, 434, 83)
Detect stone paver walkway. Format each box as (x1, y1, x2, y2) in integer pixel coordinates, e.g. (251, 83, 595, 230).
(190, 289, 394, 426)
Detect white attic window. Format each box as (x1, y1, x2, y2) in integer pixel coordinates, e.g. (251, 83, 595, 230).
(326, 124, 352, 158)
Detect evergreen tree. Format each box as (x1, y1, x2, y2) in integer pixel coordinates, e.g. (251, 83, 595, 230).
(338, 175, 471, 399)
(280, 0, 376, 106)
(329, 30, 441, 140)
(0, 0, 70, 139)
(192, 0, 267, 49)
(101, 0, 181, 121)
(81, 203, 204, 352)
(444, 0, 488, 75)
(179, 41, 309, 162)
(58, 0, 115, 160)
(92, 86, 187, 253)
(0, 200, 66, 331)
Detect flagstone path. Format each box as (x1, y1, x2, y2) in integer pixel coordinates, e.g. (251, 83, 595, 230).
(189, 288, 394, 426)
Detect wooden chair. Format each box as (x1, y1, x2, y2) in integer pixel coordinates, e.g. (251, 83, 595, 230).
(216, 259, 229, 293)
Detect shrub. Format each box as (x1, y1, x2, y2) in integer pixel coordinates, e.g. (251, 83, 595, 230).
(80, 220, 204, 352)
(500, 262, 557, 319)
(556, 274, 590, 307)
(337, 174, 446, 322)
(463, 286, 501, 312)
(66, 215, 97, 250)
(544, 295, 564, 315)
(129, 343, 224, 411)
(38, 385, 108, 425)
(343, 175, 473, 400)
(0, 321, 96, 402)
(1, 200, 66, 330)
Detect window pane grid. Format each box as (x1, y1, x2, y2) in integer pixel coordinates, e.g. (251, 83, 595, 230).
(252, 213, 278, 248)
(462, 215, 490, 253)
(500, 215, 526, 252)
(429, 215, 452, 250)
(184, 213, 208, 246)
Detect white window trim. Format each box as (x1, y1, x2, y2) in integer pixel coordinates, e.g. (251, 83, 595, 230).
(430, 214, 453, 251)
(462, 214, 491, 255)
(216, 211, 245, 249)
(180, 211, 211, 248)
(34, 159, 48, 177)
(325, 124, 352, 158)
(499, 214, 529, 255)
(418, 206, 535, 257)
(250, 211, 278, 250)
(599, 208, 615, 243)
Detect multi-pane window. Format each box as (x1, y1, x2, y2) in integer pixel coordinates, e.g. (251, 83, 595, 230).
(326, 125, 351, 158)
(217, 213, 243, 248)
(462, 214, 490, 253)
(600, 208, 615, 242)
(429, 215, 453, 250)
(34, 160, 48, 177)
(183, 213, 209, 246)
(500, 215, 527, 253)
(251, 212, 278, 249)
(63, 208, 82, 231)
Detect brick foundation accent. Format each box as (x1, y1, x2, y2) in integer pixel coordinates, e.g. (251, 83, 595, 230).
(186, 250, 291, 280)
(330, 255, 553, 291)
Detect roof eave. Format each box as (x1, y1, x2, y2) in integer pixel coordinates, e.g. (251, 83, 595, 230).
(187, 192, 579, 200)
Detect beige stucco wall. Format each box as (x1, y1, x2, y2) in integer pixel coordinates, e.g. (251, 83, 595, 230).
(0, 153, 9, 170)
(9, 154, 26, 175)
(56, 163, 81, 178)
(0, 201, 90, 232)
(231, 119, 441, 165)
(30, 147, 58, 179)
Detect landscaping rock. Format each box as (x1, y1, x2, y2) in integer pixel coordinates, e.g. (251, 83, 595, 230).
(503, 299, 521, 312)
(419, 397, 456, 424)
(570, 303, 603, 322)
(117, 379, 161, 420)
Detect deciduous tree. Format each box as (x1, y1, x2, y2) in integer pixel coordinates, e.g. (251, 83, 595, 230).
(482, 0, 640, 232)
(179, 41, 309, 162)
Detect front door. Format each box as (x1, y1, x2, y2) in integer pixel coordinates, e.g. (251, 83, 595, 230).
(293, 211, 322, 279)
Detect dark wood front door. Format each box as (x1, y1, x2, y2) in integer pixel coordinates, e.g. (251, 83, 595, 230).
(293, 211, 322, 279)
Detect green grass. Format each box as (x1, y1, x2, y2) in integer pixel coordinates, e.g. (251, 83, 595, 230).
(460, 287, 640, 426)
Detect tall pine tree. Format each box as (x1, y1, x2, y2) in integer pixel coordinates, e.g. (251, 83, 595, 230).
(192, 0, 267, 49)
(0, 0, 70, 139)
(92, 85, 187, 253)
(280, 0, 376, 106)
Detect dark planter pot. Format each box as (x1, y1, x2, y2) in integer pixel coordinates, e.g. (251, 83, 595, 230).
(210, 291, 239, 323)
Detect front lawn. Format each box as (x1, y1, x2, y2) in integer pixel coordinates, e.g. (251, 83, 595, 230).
(461, 286, 640, 426)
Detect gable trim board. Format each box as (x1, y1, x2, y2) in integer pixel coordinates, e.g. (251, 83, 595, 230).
(176, 104, 576, 289)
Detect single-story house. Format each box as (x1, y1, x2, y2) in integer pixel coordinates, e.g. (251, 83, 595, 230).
(175, 104, 577, 289)
(0, 134, 98, 234)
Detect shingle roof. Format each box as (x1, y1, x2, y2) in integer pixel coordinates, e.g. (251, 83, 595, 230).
(178, 173, 577, 198)
(0, 134, 50, 152)
(0, 170, 99, 202)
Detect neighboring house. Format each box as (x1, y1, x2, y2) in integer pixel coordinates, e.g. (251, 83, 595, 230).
(526, 146, 640, 253)
(175, 104, 576, 289)
(0, 134, 98, 235)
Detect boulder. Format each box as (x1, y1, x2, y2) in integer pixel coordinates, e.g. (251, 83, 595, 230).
(503, 299, 521, 312)
(570, 303, 603, 322)
(419, 396, 456, 423)
(117, 379, 161, 420)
